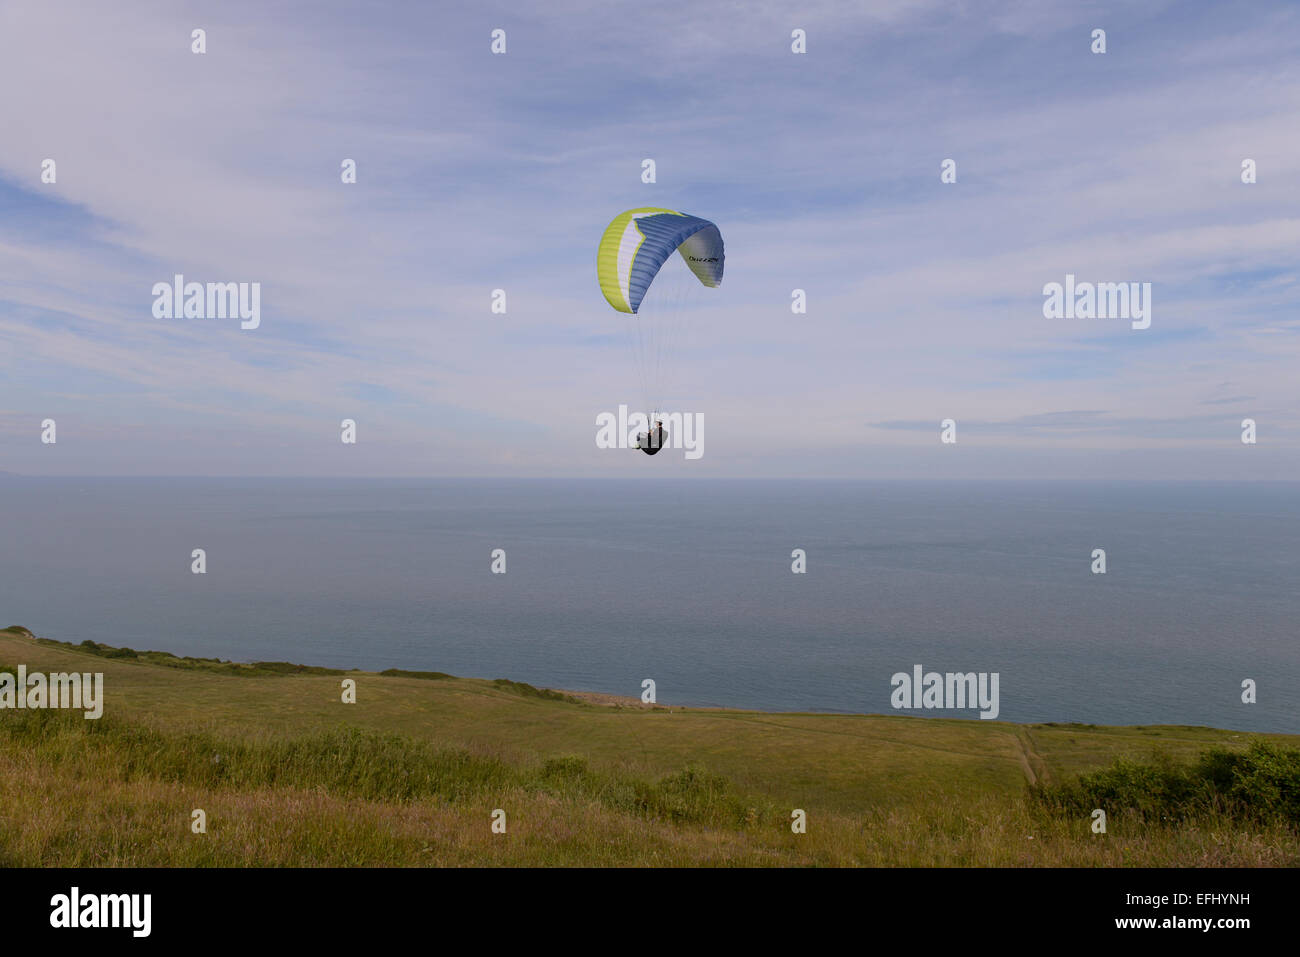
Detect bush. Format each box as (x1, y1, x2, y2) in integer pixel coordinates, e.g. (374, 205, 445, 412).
(491, 678, 575, 703)
(1032, 740, 1300, 824)
(380, 668, 453, 680)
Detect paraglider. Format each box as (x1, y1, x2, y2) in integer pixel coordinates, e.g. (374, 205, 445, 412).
(596, 208, 723, 456)
(635, 419, 667, 455)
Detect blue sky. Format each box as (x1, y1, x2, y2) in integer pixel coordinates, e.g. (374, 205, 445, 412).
(1, 0, 1297, 477)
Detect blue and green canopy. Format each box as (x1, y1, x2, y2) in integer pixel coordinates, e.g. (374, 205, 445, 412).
(596, 207, 724, 314)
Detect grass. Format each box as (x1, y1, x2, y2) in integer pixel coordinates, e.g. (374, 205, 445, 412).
(0, 629, 1296, 866)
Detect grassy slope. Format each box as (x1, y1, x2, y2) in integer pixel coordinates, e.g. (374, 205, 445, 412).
(1, 629, 1295, 866)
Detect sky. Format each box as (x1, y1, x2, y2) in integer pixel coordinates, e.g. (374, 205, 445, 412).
(0, 0, 1297, 478)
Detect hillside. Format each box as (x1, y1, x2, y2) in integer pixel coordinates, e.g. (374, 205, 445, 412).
(1, 626, 1296, 866)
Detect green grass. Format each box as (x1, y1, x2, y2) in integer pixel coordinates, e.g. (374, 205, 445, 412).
(1, 629, 1296, 866)
(1, 708, 763, 829)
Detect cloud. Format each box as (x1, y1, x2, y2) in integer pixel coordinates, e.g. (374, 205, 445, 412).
(0, 0, 1297, 477)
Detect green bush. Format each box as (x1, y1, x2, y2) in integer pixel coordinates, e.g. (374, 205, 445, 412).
(380, 668, 453, 680)
(1032, 740, 1300, 824)
(491, 678, 575, 703)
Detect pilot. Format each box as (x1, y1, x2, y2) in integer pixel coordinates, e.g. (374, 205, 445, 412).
(636, 420, 667, 455)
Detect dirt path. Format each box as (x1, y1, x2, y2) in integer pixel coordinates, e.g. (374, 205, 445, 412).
(1014, 727, 1051, 786)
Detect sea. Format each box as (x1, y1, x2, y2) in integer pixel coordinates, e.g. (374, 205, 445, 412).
(1, 477, 1296, 732)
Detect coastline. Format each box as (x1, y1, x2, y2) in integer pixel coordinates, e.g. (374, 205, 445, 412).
(0, 624, 1267, 732)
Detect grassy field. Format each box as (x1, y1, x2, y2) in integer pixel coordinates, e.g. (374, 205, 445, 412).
(1, 625, 1296, 866)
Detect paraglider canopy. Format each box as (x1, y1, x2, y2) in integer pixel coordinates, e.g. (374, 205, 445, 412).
(596, 208, 724, 314)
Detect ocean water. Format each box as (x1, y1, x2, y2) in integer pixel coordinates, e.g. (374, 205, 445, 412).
(1, 477, 1296, 732)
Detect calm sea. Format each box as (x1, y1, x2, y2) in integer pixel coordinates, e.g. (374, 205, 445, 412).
(1, 477, 1296, 732)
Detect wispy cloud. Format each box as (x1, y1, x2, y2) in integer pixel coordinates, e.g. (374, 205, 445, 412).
(0, 0, 1297, 477)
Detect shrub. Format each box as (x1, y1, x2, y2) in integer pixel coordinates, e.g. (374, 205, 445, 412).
(1031, 740, 1300, 824)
